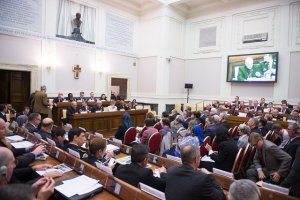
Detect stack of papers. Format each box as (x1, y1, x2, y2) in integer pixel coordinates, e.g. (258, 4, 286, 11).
(5, 135, 25, 142)
(55, 175, 102, 198)
(11, 141, 34, 149)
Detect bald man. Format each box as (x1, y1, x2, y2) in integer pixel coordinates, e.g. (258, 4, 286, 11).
(0, 147, 56, 199)
(38, 118, 54, 140)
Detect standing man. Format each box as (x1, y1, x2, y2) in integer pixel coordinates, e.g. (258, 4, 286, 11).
(33, 85, 50, 120)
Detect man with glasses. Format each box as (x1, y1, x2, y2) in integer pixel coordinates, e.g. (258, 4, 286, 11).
(246, 132, 291, 184)
(283, 123, 300, 164)
(24, 113, 41, 133)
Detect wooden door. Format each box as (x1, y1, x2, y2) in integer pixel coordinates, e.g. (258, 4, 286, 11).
(0, 70, 30, 112)
(111, 78, 127, 99)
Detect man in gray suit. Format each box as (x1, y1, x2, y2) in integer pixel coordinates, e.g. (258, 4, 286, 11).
(247, 132, 292, 183)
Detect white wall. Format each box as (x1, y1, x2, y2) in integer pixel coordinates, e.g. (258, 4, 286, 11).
(184, 0, 300, 104)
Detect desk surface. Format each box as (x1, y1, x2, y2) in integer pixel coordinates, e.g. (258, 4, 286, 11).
(32, 157, 120, 200)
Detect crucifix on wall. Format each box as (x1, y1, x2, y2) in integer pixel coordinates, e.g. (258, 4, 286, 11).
(72, 64, 81, 79)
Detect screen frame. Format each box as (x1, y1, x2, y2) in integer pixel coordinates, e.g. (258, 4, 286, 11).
(226, 52, 279, 83)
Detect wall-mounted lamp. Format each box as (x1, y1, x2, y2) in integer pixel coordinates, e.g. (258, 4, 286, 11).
(133, 58, 137, 66)
(166, 57, 171, 63)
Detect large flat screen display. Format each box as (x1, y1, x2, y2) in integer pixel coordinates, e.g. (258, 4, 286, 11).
(227, 52, 278, 83)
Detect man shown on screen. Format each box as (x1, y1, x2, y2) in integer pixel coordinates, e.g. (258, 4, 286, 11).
(237, 57, 263, 81)
(260, 54, 276, 79)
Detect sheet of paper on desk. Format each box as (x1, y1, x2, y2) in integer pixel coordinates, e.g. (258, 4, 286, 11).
(106, 144, 120, 152)
(11, 141, 33, 149)
(55, 175, 102, 198)
(201, 155, 215, 162)
(36, 163, 72, 176)
(116, 156, 131, 165)
(5, 135, 25, 142)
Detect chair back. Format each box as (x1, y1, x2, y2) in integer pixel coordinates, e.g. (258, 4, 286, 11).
(148, 132, 162, 154)
(154, 122, 162, 132)
(265, 131, 272, 141)
(238, 144, 252, 172)
(246, 146, 256, 168)
(211, 136, 219, 151)
(200, 136, 211, 156)
(231, 126, 239, 138)
(138, 126, 147, 137)
(123, 127, 137, 145)
(231, 148, 243, 174)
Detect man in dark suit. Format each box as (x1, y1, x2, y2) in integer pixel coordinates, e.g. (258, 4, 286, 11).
(63, 128, 87, 159)
(37, 118, 53, 141)
(259, 97, 268, 108)
(53, 92, 64, 106)
(165, 144, 225, 200)
(247, 117, 261, 135)
(281, 146, 300, 198)
(76, 91, 86, 102)
(284, 123, 300, 164)
(204, 116, 217, 140)
(91, 101, 104, 112)
(115, 143, 167, 192)
(32, 85, 50, 119)
(250, 100, 262, 112)
(247, 133, 291, 183)
(117, 99, 129, 111)
(0, 104, 8, 122)
(24, 113, 41, 133)
(87, 92, 97, 102)
(280, 103, 291, 114)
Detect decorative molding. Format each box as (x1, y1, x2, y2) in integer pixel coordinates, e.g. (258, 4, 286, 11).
(191, 18, 223, 54)
(290, 2, 300, 47)
(232, 7, 277, 50)
(0, 63, 39, 92)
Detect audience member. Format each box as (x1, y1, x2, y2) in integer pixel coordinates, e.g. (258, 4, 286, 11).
(25, 113, 41, 133)
(247, 117, 261, 135)
(206, 126, 238, 172)
(228, 179, 261, 200)
(6, 104, 16, 115)
(16, 106, 30, 118)
(38, 118, 53, 140)
(52, 92, 64, 107)
(32, 85, 50, 119)
(115, 143, 166, 191)
(91, 101, 104, 112)
(272, 123, 289, 148)
(83, 137, 114, 167)
(237, 124, 251, 149)
(63, 128, 87, 158)
(51, 127, 67, 149)
(66, 93, 75, 102)
(250, 100, 262, 112)
(76, 91, 86, 102)
(259, 97, 268, 108)
(77, 101, 91, 113)
(99, 94, 107, 101)
(115, 113, 134, 142)
(107, 101, 117, 112)
(117, 99, 129, 111)
(0, 104, 8, 122)
(247, 132, 291, 183)
(258, 117, 269, 136)
(141, 118, 157, 145)
(204, 116, 217, 140)
(87, 92, 97, 102)
(165, 144, 225, 200)
(283, 123, 300, 164)
(281, 146, 300, 198)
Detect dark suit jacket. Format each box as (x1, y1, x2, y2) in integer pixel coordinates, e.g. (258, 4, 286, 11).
(281, 146, 300, 197)
(63, 143, 87, 159)
(91, 106, 104, 112)
(0, 112, 7, 122)
(209, 140, 239, 172)
(33, 91, 49, 114)
(24, 123, 38, 133)
(283, 137, 300, 164)
(204, 124, 217, 140)
(165, 165, 225, 200)
(38, 130, 52, 141)
(280, 108, 291, 115)
(115, 163, 166, 192)
(250, 106, 262, 112)
(253, 140, 291, 177)
(115, 124, 128, 142)
(117, 105, 129, 111)
(53, 97, 64, 104)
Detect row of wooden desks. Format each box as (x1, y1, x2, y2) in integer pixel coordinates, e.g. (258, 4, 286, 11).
(227, 115, 289, 128)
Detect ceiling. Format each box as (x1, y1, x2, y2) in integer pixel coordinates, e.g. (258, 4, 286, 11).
(100, 0, 274, 17)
